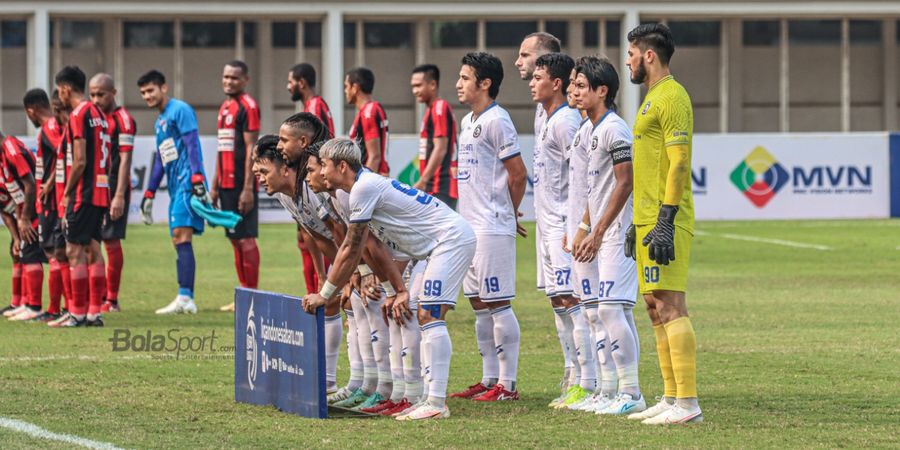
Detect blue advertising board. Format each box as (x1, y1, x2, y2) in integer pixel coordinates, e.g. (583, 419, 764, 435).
(234, 288, 327, 418)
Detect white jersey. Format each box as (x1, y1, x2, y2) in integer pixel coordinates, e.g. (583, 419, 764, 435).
(587, 110, 634, 243)
(534, 105, 580, 230)
(349, 171, 473, 259)
(275, 183, 333, 240)
(457, 102, 521, 236)
(567, 117, 593, 238)
(330, 189, 352, 225)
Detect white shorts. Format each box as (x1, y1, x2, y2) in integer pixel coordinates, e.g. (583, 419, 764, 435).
(538, 227, 574, 297)
(596, 242, 638, 306)
(418, 238, 476, 307)
(535, 222, 545, 290)
(405, 259, 427, 310)
(572, 258, 600, 303)
(464, 234, 517, 302)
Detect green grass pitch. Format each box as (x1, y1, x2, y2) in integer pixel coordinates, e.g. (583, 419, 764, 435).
(0, 220, 898, 449)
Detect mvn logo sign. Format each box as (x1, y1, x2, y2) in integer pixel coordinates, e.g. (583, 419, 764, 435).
(730, 146, 788, 208)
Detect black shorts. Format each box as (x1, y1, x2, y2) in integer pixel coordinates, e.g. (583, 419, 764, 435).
(39, 211, 66, 251)
(65, 204, 105, 245)
(434, 192, 457, 211)
(100, 200, 129, 241)
(219, 188, 258, 239)
(19, 232, 48, 264)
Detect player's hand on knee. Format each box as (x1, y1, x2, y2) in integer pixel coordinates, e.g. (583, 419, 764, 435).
(643, 205, 678, 265)
(391, 291, 412, 325)
(624, 224, 636, 260)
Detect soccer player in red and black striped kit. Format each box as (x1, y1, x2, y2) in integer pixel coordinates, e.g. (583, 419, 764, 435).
(212, 60, 260, 312)
(0, 127, 45, 321)
(345, 67, 389, 176)
(411, 64, 459, 210)
(287, 62, 335, 293)
(52, 65, 111, 328)
(89, 74, 135, 313)
(22, 88, 68, 321)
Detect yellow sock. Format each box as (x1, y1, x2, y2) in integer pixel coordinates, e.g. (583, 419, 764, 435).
(664, 317, 698, 399)
(652, 324, 677, 398)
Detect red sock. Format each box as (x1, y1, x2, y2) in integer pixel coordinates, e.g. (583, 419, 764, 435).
(70, 264, 89, 317)
(104, 240, 123, 301)
(60, 261, 72, 312)
(48, 259, 62, 314)
(88, 261, 106, 316)
(239, 238, 260, 289)
(11, 263, 23, 307)
(24, 263, 43, 309)
(300, 248, 316, 293)
(230, 240, 247, 287)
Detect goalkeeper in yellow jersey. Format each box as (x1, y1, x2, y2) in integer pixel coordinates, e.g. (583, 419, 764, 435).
(623, 23, 702, 425)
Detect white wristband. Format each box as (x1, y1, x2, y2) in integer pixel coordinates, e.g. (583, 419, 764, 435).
(578, 222, 592, 233)
(320, 281, 337, 299)
(357, 264, 373, 277)
(381, 281, 396, 297)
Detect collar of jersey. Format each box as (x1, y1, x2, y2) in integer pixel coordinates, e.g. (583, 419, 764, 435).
(473, 101, 499, 122)
(546, 103, 570, 121)
(648, 75, 674, 93)
(591, 109, 614, 130)
(355, 168, 370, 181)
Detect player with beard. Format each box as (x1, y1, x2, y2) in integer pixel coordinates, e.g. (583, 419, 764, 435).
(286, 62, 335, 295)
(345, 67, 389, 175)
(212, 61, 260, 312)
(88, 74, 135, 313)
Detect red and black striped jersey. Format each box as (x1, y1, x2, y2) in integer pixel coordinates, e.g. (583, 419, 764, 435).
(419, 98, 458, 200)
(66, 99, 111, 210)
(36, 117, 64, 213)
(305, 95, 335, 138)
(107, 106, 137, 199)
(1, 135, 37, 222)
(217, 93, 260, 190)
(349, 101, 390, 176)
(55, 129, 68, 218)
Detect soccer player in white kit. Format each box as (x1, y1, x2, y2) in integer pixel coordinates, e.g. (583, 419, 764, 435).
(304, 137, 476, 421)
(449, 52, 528, 402)
(529, 53, 598, 409)
(571, 56, 645, 416)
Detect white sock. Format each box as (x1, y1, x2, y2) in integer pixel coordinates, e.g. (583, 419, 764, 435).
(594, 318, 618, 396)
(344, 310, 364, 391)
(420, 322, 431, 399)
(350, 293, 377, 394)
(553, 307, 575, 379)
(491, 305, 520, 391)
(324, 313, 343, 391)
(599, 304, 640, 397)
(388, 319, 406, 402)
(583, 303, 602, 386)
(625, 306, 640, 361)
(423, 320, 451, 403)
(474, 308, 498, 386)
(554, 307, 578, 386)
(401, 311, 423, 403)
(365, 294, 393, 398)
(569, 304, 597, 392)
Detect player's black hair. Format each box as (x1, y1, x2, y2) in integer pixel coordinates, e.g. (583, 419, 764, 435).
(254, 134, 284, 166)
(461, 52, 504, 99)
(535, 53, 575, 93)
(282, 112, 330, 200)
(574, 56, 619, 111)
(524, 31, 561, 53)
(627, 23, 675, 65)
(345, 67, 375, 94)
(54, 66, 86, 93)
(23, 88, 51, 109)
(225, 60, 249, 76)
(291, 63, 317, 88)
(137, 70, 166, 88)
(412, 64, 440, 84)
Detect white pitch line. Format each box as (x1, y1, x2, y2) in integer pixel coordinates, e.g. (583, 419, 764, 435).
(697, 230, 832, 250)
(0, 417, 125, 450)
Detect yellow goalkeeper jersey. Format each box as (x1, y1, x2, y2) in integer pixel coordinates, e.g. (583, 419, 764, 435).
(632, 75, 695, 233)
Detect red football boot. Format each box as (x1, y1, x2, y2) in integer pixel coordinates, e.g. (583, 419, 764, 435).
(472, 384, 519, 402)
(450, 382, 490, 399)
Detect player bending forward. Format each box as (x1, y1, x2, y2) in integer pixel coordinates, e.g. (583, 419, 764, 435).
(304, 138, 475, 421)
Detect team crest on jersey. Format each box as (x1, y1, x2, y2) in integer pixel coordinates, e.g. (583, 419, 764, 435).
(473, 125, 482, 138)
(573, 134, 581, 147)
(641, 101, 652, 115)
(225, 115, 234, 125)
(591, 136, 599, 150)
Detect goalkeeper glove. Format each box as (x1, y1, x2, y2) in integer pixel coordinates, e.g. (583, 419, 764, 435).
(642, 205, 678, 265)
(624, 224, 636, 260)
(191, 173, 211, 204)
(140, 191, 154, 225)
